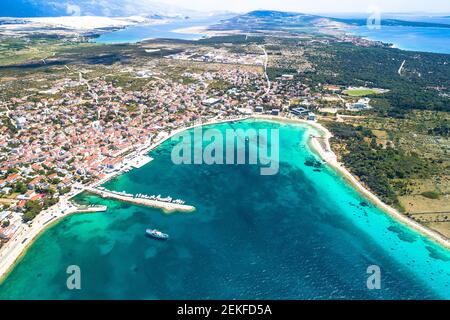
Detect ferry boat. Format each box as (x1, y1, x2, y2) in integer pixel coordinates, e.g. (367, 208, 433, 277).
(146, 229, 169, 240)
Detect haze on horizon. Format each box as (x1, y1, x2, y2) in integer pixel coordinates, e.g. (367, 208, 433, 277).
(160, 0, 450, 14)
(1, 0, 450, 18)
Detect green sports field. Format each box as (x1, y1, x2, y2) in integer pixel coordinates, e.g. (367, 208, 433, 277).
(343, 88, 380, 96)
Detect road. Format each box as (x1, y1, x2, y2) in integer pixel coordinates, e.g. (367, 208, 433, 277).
(398, 60, 406, 75)
(258, 45, 271, 97)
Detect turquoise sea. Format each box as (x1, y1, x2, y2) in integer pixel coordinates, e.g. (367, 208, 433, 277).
(0, 120, 449, 299)
(95, 17, 223, 43)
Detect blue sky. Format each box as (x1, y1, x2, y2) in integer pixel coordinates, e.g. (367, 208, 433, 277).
(1, 0, 450, 18)
(163, 0, 450, 13)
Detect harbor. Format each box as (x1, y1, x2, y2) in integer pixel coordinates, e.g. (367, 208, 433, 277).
(126, 155, 154, 169)
(84, 186, 195, 213)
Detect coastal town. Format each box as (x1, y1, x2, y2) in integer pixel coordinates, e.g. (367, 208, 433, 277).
(0, 26, 449, 285)
(0, 40, 364, 245)
(0, 0, 450, 301)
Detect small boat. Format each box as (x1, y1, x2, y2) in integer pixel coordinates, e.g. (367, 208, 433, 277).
(146, 229, 169, 240)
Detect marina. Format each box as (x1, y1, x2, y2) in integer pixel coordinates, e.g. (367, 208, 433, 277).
(84, 186, 195, 213)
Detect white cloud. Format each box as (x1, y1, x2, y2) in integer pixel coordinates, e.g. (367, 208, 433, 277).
(156, 0, 450, 14)
(66, 4, 81, 16)
(18, 0, 450, 17)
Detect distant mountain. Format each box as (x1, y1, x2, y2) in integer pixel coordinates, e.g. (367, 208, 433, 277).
(209, 10, 344, 32)
(210, 10, 450, 32)
(0, 0, 198, 18)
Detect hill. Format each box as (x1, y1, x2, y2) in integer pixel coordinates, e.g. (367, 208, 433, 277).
(210, 10, 450, 32)
(0, 0, 195, 18)
(209, 10, 344, 32)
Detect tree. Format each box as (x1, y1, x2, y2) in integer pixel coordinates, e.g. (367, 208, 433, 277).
(14, 182, 27, 194)
(22, 200, 43, 222)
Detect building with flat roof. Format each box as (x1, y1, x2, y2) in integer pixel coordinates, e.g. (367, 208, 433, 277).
(291, 107, 310, 117)
(281, 74, 294, 81)
(307, 112, 317, 121)
(202, 98, 221, 106)
(347, 98, 371, 110)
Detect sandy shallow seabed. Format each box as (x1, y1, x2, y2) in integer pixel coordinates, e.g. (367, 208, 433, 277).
(255, 115, 450, 250)
(172, 25, 243, 37)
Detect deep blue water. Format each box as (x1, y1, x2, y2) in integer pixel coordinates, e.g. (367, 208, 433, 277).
(0, 120, 449, 300)
(351, 25, 450, 54)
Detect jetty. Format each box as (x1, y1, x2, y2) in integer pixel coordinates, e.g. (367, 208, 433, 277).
(74, 205, 108, 213)
(84, 187, 195, 213)
(127, 155, 153, 169)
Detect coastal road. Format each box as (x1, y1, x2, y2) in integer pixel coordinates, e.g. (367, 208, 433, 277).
(0, 200, 77, 280)
(398, 59, 406, 75)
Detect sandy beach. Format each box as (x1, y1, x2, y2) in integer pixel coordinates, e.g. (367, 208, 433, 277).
(172, 26, 243, 38)
(0, 199, 103, 282)
(1, 114, 449, 283)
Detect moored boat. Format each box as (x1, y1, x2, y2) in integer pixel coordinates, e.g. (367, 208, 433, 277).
(146, 229, 169, 240)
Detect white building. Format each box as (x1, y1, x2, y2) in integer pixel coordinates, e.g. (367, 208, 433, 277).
(307, 112, 317, 121)
(15, 116, 27, 129)
(202, 98, 221, 107)
(348, 98, 371, 110)
(281, 74, 294, 81)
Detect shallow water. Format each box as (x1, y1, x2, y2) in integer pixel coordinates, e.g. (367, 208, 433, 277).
(95, 17, 220, 43)
(0, 120, 449, 299)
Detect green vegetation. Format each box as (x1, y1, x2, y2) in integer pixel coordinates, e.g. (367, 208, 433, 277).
(208, 79, 233, 92)
(0, 37, 93, 67)
(421, 191, 441, 199)
(197, 35, 265, 45)
(427, 120, 450, 137)
(326, 122, 437, 207)
(105, 75, 149, 90)
(22, 200, 43, 222)
(13, 182, 27, 194)
(343, 89, 381, 96)
(302, 42, 450, 113)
